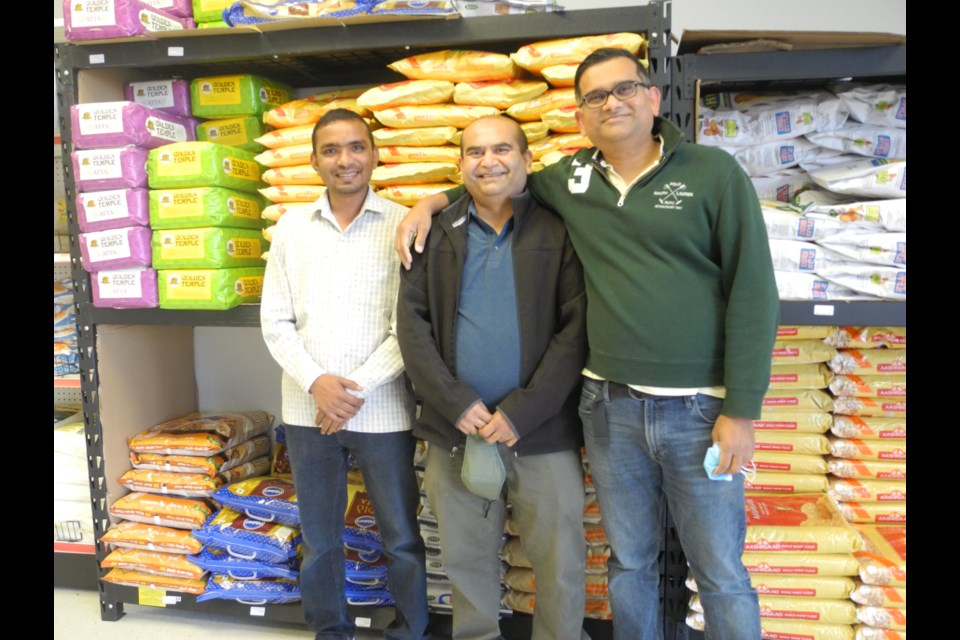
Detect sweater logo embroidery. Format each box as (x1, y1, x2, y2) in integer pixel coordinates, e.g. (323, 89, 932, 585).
(653, 181, 693, 210)
(567, 160, 593, 194)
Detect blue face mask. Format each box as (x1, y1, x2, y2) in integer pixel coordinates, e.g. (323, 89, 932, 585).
(703, 442, 757, 482)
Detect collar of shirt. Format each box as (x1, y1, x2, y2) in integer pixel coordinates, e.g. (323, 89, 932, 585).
(467, 200, 515, 240)
(592, 134, 666, 197)
(312, 186, 383, 231)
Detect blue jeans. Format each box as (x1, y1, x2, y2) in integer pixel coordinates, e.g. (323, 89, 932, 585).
(578, 379, 760, 640)
(285, 425, 429, 640)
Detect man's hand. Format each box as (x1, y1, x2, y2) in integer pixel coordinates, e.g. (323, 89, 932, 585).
(477, 411, 518, 447)
(456, 401, 492, 436)
(395, 193, 448, 270)
(310, 374, 364, 428)
(315, 409, 348, 435)
(710, 414, 755, 475)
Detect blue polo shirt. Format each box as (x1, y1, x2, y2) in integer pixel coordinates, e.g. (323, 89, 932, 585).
(454, 204, 521, 408)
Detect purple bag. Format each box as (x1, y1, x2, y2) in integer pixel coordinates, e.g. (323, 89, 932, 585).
(71, 102, 196, 150)
(76, 188, 150, 232)
(72, 147, 149, 191)
(91, 267, 160, 309)
(79, 225, 153, 272)
(124, 79, 193, 117)
(63, 0, 195, 42)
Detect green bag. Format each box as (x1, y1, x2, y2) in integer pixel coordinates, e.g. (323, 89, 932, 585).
(460, 435, 506, 500)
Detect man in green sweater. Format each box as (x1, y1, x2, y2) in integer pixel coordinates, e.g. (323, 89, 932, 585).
(396, 48, 779, 640)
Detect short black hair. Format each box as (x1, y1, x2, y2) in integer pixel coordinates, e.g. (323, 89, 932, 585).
(574, 48, 652, 103)
(311, 108, 374, 152)
(460, 115, 529, 157)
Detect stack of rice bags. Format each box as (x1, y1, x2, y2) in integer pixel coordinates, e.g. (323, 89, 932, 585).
(54, 411, 96, 544)
(850, 525, 906, 638)
(686, 494, 863, 640)
(54, 277, 79, 375)
(252, 85, 376, 242)
(99, 410, 273, 595)
(140, 74, 288, 309)
(192, 475, 303, 603)
(500, 454, 613, 622)
(824, 328, 906, 527)
(754, 327, 835, 497)
(749, 326, 837, 495)
(699, 85, 906, 302)
(71, 95, 198, 308)
(365, 32, 646, 206)
(62, 0, 196, 42)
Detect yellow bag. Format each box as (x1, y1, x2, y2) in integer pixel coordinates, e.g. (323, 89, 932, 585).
(263, 93, 371, 129)
(388, 50, 519, 82)
(453, 79, 549, 109)
(371, 162, 461, 186)
(511, 32, 647, 73)
(505, 88, 577, 121)
(541, 106, 580, 133)
(374, 104, 500, 129)
(373, 126, 459, 147)
(262, 164, 325, 186)
(259, 185, 327, 203)
(378, 183, 459, 206)
(357, 79, 455, 111)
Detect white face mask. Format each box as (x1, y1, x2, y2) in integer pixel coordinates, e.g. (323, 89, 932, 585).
(703, 442, 757, 482)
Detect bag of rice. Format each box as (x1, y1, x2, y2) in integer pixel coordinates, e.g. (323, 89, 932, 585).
(855, 606, 906, 631)
(828, 478, 906, 503)
(188, 546, 299, 581)
(768, 363, 833, 390)
(807, 125, 906, 159)
(816, 265, 906, 300)
(158, 267, 264, 309)
(688, 573, 856, 600)
(761, 202, 848, 242)
(378, 183, 460, 207)
(853, 525, 905, 586)
(125, 78, 192, 117)
(771, 339, 837, 365)
(148, 142, 264, 193)
(372, 126, 459, 147)
(805, 198, 906, 233)
(378, 146, 460, 164)
(540, 63, 579, 88)
(192, 507, 301, 563)
(211, 476, 299, 527)
(829, 416, 905, 440)
(149, 187, 266, 230)
(261, 202, 316, 223)
(541, 106, 580, 133)
(751, 168, 815, 203)
(742, 552, 861, 577)
(511, 33, 646, 73)
(719, 138, 821, 177)
(259, 185, 327, 203)
(850, 583, 906, 608)
(816, 232, 905, 267)
(824, 327, 906, 349)
(853, 626, 904, 640)
(828, 350, 906, 376)
(101, 567, 205, 595)
(744, 494, 863, 554)
(190, 75, 293, 119)
(528, 133, 592, 160)
(388, 50, 519, 82)
(100, 520, 203, 554)
(109, 491, 214, 530)
(838, 502, 906, 524)
(832, 397, 906, 418)
(829, 437, 905, 462)
(71, 102, 195, 150)
(255, 143, 314, 168)
(835, 84, 906, 129)
(151, 227, 266, 269)
(196, 574, 301, 603)
(358, 80, 455, 111)
(77, 188, 150, 233)
(520, 121, 550, 143)
(505, 88, 577, 122)
(263, 90, 371, 129)
(101, 547, 207, 580)
(261, 164, 324, 186)
(371, 162, 461, 186)
(687, 611, 856, 640)
(453, 79, 549, 109)
(752, 452, 829, 475)
(774, 270, 874, 301)
(196, 115, 269, 152)
(807, 158, 906, 200)
(374, 104, 500, 129)
(63, 0, 195, 41)
(745, 472, 828, 494)
(826, 458, 905, 481)
(91, 267, 159, 309)
(79, 226, 153, 272)
(119, 468, 223, 498)
(128, 411, 274, 455)
(72, 147, 150, 192)
(690, 593, 856, 624)
(761, 389, 834, 413)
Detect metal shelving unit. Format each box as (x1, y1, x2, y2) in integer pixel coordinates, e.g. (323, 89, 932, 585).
(53, 4, 673, 633)
(667, 41, 907, 640)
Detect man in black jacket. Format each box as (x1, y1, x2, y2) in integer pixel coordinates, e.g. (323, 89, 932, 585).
(397, 115, 590, 640)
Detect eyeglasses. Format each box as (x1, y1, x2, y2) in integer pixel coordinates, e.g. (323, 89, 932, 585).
(579, 80, 653, 109)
